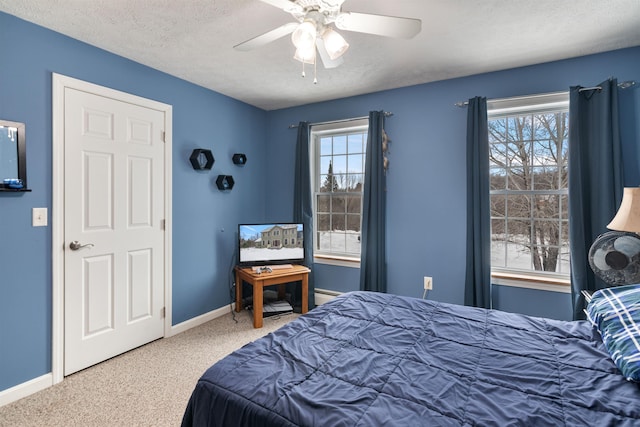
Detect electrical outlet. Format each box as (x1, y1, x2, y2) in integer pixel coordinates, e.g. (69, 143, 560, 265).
(423, 276, 433, 290)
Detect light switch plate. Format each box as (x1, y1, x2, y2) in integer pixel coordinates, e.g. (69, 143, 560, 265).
(32, 207, 48, 227)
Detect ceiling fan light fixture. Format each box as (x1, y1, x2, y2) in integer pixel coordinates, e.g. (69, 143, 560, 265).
(321, 27, 349, 60)
(294, 46, 316, 64)
(291, 20, 317, 50)
(235, 1, 423, 77)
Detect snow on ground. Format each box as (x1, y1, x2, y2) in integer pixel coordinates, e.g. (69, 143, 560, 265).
(318, 230, 361, 254)
(491, 241, 570, 274)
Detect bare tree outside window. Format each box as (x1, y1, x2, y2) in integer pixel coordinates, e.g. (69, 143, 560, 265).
(489, 109, 570, 276)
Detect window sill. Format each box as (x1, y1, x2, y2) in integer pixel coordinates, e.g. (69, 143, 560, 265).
(314, 254, 360, 269)
(491, 271, 571, 293)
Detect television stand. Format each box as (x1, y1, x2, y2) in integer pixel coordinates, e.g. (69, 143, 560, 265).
(235, 264, 310, 328)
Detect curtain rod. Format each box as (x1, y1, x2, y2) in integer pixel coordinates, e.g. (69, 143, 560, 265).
(578, 80, 636, 92)
(454, 80, 637, 107)
(288, 111, 393, 129)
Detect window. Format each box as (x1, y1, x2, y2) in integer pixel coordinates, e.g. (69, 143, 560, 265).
(311, 119, 368, 263)
(488, 93, 570, 282)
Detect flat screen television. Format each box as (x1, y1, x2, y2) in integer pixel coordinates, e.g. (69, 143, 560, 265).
(238, 223, 305, 266)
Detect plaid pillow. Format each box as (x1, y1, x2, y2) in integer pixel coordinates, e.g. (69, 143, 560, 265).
(586, 284, 640, 382)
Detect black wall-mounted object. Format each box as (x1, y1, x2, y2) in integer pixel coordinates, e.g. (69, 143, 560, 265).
(0, 119, 31, 192)
(190, 149, 215, 170)
(232, 153, 247, 165)
(216, 175, 235, 191)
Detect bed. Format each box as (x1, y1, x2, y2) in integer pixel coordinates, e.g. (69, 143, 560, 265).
(182, 289, 640, 426)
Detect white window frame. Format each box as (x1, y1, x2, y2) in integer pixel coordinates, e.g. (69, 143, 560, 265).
(487, 92, 571, 292)
(311, 118, 368, 267)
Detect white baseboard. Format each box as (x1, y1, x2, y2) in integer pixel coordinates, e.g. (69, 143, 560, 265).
(0, 373, 53, 408)
(169, 303, 235, 337)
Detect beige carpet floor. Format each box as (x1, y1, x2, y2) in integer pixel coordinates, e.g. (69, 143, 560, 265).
(0, 309, 298, 427)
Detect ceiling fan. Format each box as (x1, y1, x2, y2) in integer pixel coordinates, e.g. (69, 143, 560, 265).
(234, 0, 422, 78)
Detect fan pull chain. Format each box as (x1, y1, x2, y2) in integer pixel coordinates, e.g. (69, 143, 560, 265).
(299, 56, 318, 84)
(313, 59, 318, 84)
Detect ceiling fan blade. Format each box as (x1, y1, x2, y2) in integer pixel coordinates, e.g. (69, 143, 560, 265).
(234, 22, 299, 51)
(316, 38, 344, 69)
(335, 12, 422, 39)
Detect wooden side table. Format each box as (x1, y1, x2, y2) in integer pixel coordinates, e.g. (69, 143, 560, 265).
(235, 265, 310, 328)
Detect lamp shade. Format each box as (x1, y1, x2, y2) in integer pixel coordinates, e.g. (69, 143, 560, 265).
(607, 187, 640, 232)
(294, 46, 316, 64)
(321, 27, 349, 60)
(291, 20, 317, 50)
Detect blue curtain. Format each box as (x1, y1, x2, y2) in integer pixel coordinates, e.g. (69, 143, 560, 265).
(359, 111, 387, 293)
(464, 97, 491, 309)
(293, 121, 315, 309)
(569, 78, 623, 320)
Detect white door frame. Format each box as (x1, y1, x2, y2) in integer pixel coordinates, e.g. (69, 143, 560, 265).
(51, 73, 173, 384)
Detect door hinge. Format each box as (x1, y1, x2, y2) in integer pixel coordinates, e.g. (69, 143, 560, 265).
(161, 131, 166, 142)
(161, 307, 166, 318)
(160, 219, 165, 230)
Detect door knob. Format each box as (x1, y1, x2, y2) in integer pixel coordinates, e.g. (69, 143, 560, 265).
(69, 241, 94, 251)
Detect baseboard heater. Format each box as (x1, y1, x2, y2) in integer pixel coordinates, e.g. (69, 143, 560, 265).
(315, 288, 342, 305)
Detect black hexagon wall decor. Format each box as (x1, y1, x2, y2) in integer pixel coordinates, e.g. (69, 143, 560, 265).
(216, 175, 235, 191)
(190, 149, 215, 170)
(232, 153, 247, 165)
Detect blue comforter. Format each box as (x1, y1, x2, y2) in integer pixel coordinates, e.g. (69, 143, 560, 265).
(182, 291, 640, 426)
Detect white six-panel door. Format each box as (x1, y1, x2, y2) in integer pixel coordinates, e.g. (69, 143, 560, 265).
(63, 87, 166, 375)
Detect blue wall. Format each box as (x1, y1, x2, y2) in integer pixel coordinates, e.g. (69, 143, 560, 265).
(265, 47, 640, 319)
(0, 12, 268, 391)
(1, 9, 639, 394)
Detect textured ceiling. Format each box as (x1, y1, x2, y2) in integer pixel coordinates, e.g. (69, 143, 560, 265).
(1, 0, 639, 110)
